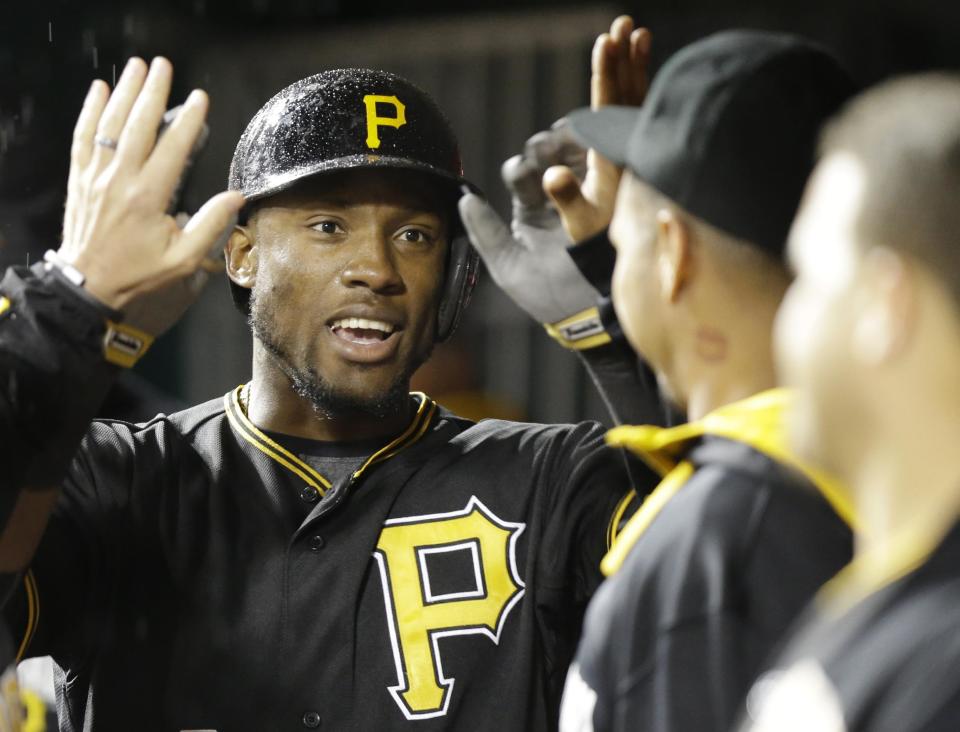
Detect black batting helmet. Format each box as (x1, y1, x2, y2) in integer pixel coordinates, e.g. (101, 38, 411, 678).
(228, 68, 480, 342)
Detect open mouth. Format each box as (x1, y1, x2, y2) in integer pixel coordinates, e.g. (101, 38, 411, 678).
(329, 317, 398, 345)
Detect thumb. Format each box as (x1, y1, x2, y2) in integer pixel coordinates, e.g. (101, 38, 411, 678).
(543, 165, 597, 241)
(174, 191, 245, 269)
(458, 193, 514, 261)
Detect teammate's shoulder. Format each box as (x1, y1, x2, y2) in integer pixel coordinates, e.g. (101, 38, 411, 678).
(682, 436, 835, 519)
(608, 443, 792, 577)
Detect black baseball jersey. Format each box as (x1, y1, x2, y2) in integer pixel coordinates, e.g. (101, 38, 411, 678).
(4, 385, 641, 731)
(740, 521, 960, 732)
(560, 390, 854, 732)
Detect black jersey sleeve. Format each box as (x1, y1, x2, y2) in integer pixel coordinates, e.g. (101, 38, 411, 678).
(0, 263, 119, 491)
(567, 230, 616, 298)
(537, 421, 650, 607)
(578, 340, 677, 428)
(2, 421, 150, 669)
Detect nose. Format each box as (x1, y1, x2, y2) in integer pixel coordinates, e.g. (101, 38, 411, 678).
(340, 236, 404, 294)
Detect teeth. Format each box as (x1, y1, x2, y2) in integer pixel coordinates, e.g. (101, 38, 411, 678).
(330, 317, 395, 334)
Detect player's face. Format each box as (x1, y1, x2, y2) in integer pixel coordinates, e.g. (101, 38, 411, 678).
(775, 153, 869, 476)
(246, 168, 449, 415)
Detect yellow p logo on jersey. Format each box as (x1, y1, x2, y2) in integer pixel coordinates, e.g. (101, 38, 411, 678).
(363, 94, 407, 149)
(373, 497, 526, 720)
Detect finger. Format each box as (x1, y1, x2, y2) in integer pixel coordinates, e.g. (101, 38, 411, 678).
(629, 28, 652, 103)
(524, 129, 585, 173)
(590, 34, 616, 109)
(544, 164, 597, 238)
(611, 16, 635, 105)
(457, 193, 515, 259)
(524, 130, 561, 166)
(143, 89, 208, 203)
(90, 58, 148, 172)
(501, 154, 547, 210)
(71, 80, 110, 172)
(543, 165, 589, 213)
(170, 191, 245, 271)
(547, 118, 588, 178)
(116, 57, 173, 169)
(64, 80, 109, 248)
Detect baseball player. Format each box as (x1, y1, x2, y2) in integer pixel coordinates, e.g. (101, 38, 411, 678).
(741, 74, 960, 732)
(0, 57, 650, 731)
(462, 29, 860, 732)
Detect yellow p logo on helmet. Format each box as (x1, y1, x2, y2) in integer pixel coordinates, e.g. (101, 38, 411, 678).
(363, 94, 407, 149)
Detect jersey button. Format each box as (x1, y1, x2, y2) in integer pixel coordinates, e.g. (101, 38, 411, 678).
(300, 486, 319, 504)
(309, 535, 326, 552)
(302, 711, 321, 728)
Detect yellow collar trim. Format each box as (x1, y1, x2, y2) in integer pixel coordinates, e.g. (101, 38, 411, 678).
(601, 462, 694, 576)
(352, 393, 437, 478)
(601, 388, 857, 576)
(605, 388, 857, 530)
(224, 385, 437, 494)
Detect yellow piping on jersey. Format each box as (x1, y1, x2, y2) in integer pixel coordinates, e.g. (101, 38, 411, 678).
(16, 570, 39, 662)
(225, 385, 437, 489)
(225, 388, 332, 495)
(353, 395, 436, 478)
(606, 489, 637, 551)
(600, 388, 857, 576)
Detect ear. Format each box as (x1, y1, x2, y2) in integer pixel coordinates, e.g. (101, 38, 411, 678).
(852, 247, 914, 365)
(654, 207, 692, 304)
(225, 225, 258, 290)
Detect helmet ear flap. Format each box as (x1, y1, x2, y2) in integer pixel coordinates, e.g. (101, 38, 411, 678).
(436, 234, 479, 342)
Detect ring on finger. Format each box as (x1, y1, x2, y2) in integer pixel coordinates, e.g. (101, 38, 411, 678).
(95, 135, 119, 150)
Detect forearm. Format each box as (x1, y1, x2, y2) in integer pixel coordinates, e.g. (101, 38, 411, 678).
(567, 228, 616, 298)
(578, 338, 669, 428)
(0, 263, 119, 567)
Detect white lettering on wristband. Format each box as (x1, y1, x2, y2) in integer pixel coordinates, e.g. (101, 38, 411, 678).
(544, 307, 612, 350)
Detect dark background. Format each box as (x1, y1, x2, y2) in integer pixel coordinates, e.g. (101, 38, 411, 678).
(1, 0, 958, 424)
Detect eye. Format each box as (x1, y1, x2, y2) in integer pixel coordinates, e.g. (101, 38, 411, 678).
(310, 220, 343, 235)
(398, 228, 434, 245)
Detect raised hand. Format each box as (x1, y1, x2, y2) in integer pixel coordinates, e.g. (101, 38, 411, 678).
(544, 16, 651, 242)
(459, 125, 601, 328)
(59, 57, 244, 313)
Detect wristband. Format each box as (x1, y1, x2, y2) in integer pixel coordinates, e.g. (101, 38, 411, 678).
(103, 320, 155, 368)
(42, 250, 154, 367)
(544, 306, 612, 350)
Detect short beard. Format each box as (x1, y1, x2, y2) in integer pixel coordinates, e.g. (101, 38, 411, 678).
(249, 292, 429, 420)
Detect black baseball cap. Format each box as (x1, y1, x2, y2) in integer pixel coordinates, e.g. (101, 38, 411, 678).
(566, 30, 856, 256)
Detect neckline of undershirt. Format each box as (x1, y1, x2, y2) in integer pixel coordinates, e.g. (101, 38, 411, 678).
(261, 429, 395, 459)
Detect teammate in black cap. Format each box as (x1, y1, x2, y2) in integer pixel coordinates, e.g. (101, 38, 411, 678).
(0, 56, 650, 731)
(462, 29, 859, 732)
(558, 31, 862, 732)
(741, 74, 960, 732)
